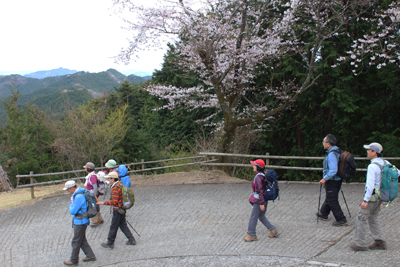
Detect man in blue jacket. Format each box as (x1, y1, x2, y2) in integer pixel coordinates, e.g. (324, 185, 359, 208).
(317, 134, 348, 226)
(63, 180, 96, 265)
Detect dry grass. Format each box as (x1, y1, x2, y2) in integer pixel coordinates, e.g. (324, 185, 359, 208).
(0, 181, 86, 211)
(0, 171, 244, 211)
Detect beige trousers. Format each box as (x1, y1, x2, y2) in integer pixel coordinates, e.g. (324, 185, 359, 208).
(354, 199, 384, 247)
(90, 210, 104, 225)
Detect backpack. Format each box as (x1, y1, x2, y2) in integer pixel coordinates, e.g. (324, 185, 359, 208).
(118, 184, 135, 210)
(372, 161, 399, 203)
(332, 149, 356, 182)
(118, 165, 131, 187)
(264, 169, 279, 202)
(76, 191, 99, 219)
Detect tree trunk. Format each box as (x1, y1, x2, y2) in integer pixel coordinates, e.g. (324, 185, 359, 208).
(0, 165, 13, 192)
(215, 118, 238, 174)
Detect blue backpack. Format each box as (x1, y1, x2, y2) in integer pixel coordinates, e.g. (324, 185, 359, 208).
(373, 161, 399, 203)
(264, 170, 279, 202)
(118, 165, 131, 187)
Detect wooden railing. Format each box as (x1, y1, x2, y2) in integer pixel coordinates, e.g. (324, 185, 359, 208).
(15, 152, 400, 199)
(16, 156, 213, 198)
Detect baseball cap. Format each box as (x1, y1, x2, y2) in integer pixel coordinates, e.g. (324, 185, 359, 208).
(363, 142, 383, 153)
(83, 162, 95, 169)
(250, 159, 265, 168)
(105, 159, 118, 168)
(63, 180, 76, 190)
(105, 171, 119, 179)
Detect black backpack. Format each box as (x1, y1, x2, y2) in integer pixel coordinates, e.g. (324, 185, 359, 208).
(332, 149, 356, 182)
(75, 191, 99, 219)
(264, 169, 279, 202)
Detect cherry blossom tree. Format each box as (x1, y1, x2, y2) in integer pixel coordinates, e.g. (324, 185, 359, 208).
(335, 1, 400, 74)
(112, 0, 373, 168)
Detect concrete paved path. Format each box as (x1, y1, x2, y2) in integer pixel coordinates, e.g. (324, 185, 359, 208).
(1, 181, 399, 267)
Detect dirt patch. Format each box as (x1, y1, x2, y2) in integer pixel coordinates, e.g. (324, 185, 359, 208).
(131, 170, 244, 186)
(0, 171, 245, 210)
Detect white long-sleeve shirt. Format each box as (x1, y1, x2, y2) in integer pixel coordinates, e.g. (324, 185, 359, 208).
(364, 158, 384, 202)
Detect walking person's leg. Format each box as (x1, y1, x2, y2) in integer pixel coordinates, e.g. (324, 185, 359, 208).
(329, 180, 346, 222)
(90, 211, 103, 226)
(105, 211, 122, 245)
(368, 200, 386, 249)
(258, 201, 278, 237)
(319, 182, 332, 217)
(70, 225, 86, 263)
(245, 203, 261, 241)
(119, 213, 135, 244)
(354, 204, 371, 248)
(258, 201, 275, 229)
(79, 225, 95, 259)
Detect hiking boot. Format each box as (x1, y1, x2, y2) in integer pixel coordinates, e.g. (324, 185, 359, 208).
(332, 218, 348, 227)
(244, 233, 258, 242)
(101, 242, 114, 248)
(63, 260, 78, 266)
(316, 213, 328, 221)
(82, 256, 96, 262)
(126, 239, 137, 245)
(369, 240, 387, 250)
(350, 243, 368, 251)
(268, 229, 279, 238)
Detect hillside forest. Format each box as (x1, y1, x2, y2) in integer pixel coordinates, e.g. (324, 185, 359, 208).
(0, 0, 399, 186)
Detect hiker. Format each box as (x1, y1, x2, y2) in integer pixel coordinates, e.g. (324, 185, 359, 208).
(244, 159, 278, 242)
(350, 143, 399, 251)
(63, 180, 96, 265)
(105, 159, 118, 173)
(83, 162, 104, 227)
(97, 170, 107, 195)
(118, 164, 131, 187)
(96, 171, 136, 248)
(316, 134, 348, 226)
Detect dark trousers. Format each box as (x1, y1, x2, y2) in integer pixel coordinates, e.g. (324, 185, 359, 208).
(107, 210, 135, 245)
(320, 180, 346, 221)
(70, 224, 95, 263)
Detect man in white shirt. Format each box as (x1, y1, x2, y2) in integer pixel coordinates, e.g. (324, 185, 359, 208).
(350, 142, 387, 251)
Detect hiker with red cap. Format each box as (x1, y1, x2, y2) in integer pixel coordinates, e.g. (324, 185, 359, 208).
(244, 159, 278, 242)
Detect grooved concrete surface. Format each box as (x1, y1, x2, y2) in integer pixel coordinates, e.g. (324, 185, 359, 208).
(1, 181, 399, 267)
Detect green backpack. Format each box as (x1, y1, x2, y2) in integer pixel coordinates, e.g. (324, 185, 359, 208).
(118, 185, 135, 210)
(373, 161, 399, 203)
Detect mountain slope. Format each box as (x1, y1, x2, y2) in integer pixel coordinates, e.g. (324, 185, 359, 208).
(23, 67, 78, 79)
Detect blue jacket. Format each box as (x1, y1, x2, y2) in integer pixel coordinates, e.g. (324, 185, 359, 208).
(69, 187, 89, 225)
(118, 165, 131, 187)
(323, 146, 341, 181)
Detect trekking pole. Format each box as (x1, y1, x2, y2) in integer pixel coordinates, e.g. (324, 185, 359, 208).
(126, 219, 141, 237)
(103, 187, 108, 200)
(340, 187, 351, 218)
(317, 185, 322, 224)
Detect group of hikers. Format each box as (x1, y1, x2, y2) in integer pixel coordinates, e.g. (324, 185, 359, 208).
(61, 134, 399, 265)
(63, 159, 135, 266)
(245, 134, 399, 253)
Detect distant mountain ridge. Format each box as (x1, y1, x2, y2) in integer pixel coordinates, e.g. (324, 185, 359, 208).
(23, 67, 78, 79)
(0, 68, 149, 98)
(0, 68, 151, 124)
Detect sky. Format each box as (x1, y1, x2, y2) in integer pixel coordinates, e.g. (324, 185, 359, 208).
(0, 0, 166, 76)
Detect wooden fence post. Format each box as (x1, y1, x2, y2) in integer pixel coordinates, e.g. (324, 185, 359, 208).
(30, 171, 34, 199)
(266, 153, 270, 168)
(141, 159, 145, 178)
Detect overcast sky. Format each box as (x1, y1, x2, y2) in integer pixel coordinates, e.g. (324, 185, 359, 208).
(0, 0, 166, 75)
